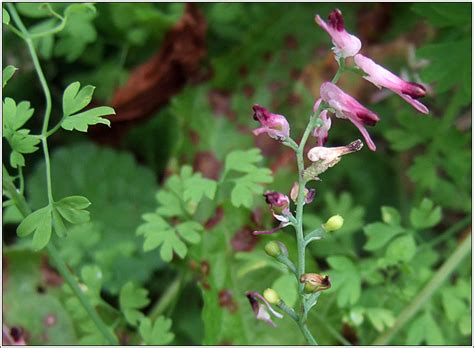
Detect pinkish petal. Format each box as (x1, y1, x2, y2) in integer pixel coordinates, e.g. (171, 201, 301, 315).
(397, 93, 429, 114)
(348, 118, 376, 151)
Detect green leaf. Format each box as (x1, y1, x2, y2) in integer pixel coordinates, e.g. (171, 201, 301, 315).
(272, 273, 298, 307)
(17, 205, 50, 237)
(31, 211, 53, 251)
(366, 308, 395, 332)
(224, 148, 264, 174)
(119, 282, 150, 326)
(80, 265, 103, 299)
(3, 8, 10, 24)
(406, 315, 425, 345)
(183, 173, 217, 203)
(139, 316, 174, 345)
(380, 206, 401, 226)
(62, 81, 95, 116)
(441, 288, 465, 323)
(423, 312, 445, 345)
(52, 208, 67, 237)
(231, 170, 273, 208)
(10, 151, 25, 168)
(410, 198, 442, 229)
(61, 106, 114, 132)
(55, 195, 91, 224)
(385, 234, 417, 263)
(9, 131, 40, 154)
(327, 256, 361, 307)
(175, 221, 203, 244)
(3, 65, 17, 87)
(3, 98, 35, 131)
(363, 222, 405, 251)
(155, 190, 184, 217)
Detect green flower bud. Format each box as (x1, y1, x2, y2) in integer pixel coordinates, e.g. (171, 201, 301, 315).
(263, 288, 280, 304)
(264, 241, 281, 257)
(323, 214, 344, 232)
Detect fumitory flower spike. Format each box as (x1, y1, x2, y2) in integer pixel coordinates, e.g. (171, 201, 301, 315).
(354, 53, 429, 114)
(315, 8, 362, 59)
(246, 291, 283, 327)
(252, 104, 290, 142)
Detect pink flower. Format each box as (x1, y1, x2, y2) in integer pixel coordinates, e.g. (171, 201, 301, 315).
(320, 82, 379, 151)
(312, 99, 332, 146)
(315, 9, 362, 58)
(354, 54, 429, 114)
(252, 104, 290, 141)
(246, 291, 283, 327)
(308, 140, 364, 164)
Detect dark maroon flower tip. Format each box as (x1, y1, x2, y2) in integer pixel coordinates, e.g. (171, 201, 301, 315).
(321, 275, 331, 287)
(252, 104, 269, 121)
(348, 139, 364, 152)
(402, 82, 426, 99)
(328, 9, 344, 31)
(356, 111, 380, 127)
(263, 192, 280, 205)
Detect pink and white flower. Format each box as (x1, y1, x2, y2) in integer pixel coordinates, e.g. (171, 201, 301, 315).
(312, 99, 332, 146)
(252, 104, 290, 141)
(253, 191, 292, 235)
(290, 182, 315, 204)
(246, 291, 283, 327)
(320, 82, 379, 151)
(315, 9, 362, 59)
(354, 54, 429, 114)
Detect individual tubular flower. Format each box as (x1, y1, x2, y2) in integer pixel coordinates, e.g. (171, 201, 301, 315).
(300, 273, 331, 293)
(253, 192, 292, 235)
(252, 104, 290, 141)
(290, 182, 316, 204)
(354, 54, 429, 114)
(246, 291, 283, 327)
(312, 99, 332, 146)
(315, 9, 362, 59)
(304, 140, 363, 180)
(320, 82, 379, 151)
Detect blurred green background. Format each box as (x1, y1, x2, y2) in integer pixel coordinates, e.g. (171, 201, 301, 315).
(3, 2, 472, 345)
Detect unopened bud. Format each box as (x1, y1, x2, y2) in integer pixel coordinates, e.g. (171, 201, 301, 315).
(323, 215, 344, 232)
(264, 241, 281, 257)
(263, 288, 280, 304)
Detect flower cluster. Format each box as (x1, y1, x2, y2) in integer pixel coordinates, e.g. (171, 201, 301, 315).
(247, 8, 430, 338)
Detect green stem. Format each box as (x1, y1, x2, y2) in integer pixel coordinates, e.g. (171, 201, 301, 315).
(6, 4, 117, 345)
(149, 275, 184, 320)
(426, 216, 471, 248)
(313, 315, 351, 346)
(47, 243, 118, 345)
(372, 234, 471, 345)
(298, 322, 318, 345)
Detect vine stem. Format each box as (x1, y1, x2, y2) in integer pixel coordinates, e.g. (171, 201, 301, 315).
(372, 233, 471, 345)
(291, 58, 346, 345)
(6, 4, 117, 345)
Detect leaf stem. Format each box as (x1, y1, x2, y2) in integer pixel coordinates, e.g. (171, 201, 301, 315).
(372, 233, 471, 345)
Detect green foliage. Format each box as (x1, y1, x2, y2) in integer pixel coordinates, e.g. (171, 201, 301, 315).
(327, 256, 361, 307)
(409, 198, 442, 229)
(224, 149, 273, 208)
(139, 317, 175, 345)
(17, 205, 52, 250)
(61, 82, 114, 132)
(3, 65, 17, 87)
(119, 282, 150, 326)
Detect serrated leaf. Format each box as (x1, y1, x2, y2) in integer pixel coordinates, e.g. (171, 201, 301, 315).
(61, 106, 114, 132)
(10, 131, 40, 154)
(55, 195, 91, 224)
(119, 282, 150, 326)
(3, 65, 17, 87)
(62, 81, 96, 116)
(410, 198, 442, 229)
(139, 316, 174, 345)
(363, 222, 405, 251)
